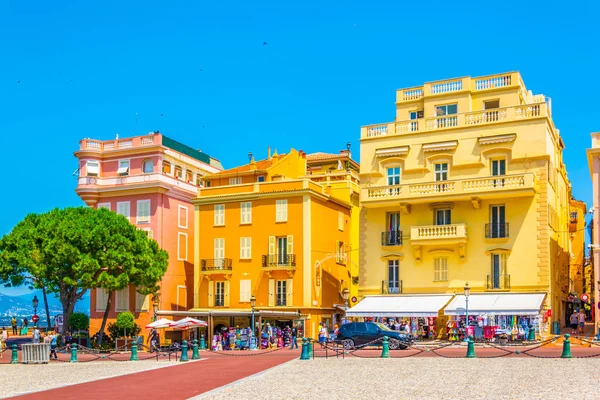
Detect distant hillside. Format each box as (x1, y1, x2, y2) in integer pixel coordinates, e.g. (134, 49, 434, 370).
(0, 289, 89, 326)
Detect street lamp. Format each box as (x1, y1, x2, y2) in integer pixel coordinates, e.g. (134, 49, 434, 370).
(152, 293, 160, 322)
(250, 294, 257, 350)
(464, 282, 470, 342)
(32, 295, 39, 327)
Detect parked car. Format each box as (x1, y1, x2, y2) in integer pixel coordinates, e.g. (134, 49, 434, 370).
(336, 322, 412, 350)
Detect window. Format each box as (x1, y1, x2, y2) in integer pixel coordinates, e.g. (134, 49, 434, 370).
(185, 170, 193, 182)
(205, 180, 211, 187)
(484, 100, 500, 110)
(435, 104, 458, 116)
(240, 202, 252, 224)
(214, 238, 225, 268)
(229, 177, 242, 185)
(215, 281, 225, 306)
(276, 200, 288, 222)
(239, 280, 251, 302)
(117, 160, 130, 176)
(174, 166, 182, 179)
(489, 205, 507, 238)
(336, 241, 346, 264)
(277, 236, 288, 265)
(135, 290, 149, 312)
(117, 201, 130, 219)
(257, 176, 265, 183)
(86, 160, 99, 176)
(491, 159, 506, 187)
(176, 285, 187, 311)
(136, 200, 150, 224)
(354, 323, 367, 333)
(276, 280, 287, 306)
(97, 203, 111, 210)
(388, 260, 400, 294)
(115, 287, 129, 312)
(387, 167, 400, 186)
(491, 253, 507, 289)
(410, 110, 424, 120)
(214, 204, 225, 226)
(240, 237, 252, 259)
(338, 211, 344, 231)
(177, 232, 188, 261)
(143, 229, 153, 239)
(178, 205, 188, 229)
(95, 288, 109, 312)
(434, 163, 448, 181)
(384, 213, 401, 245)
(162, 161, 171, 174)
(196, 174, 203, 186)
(435, 209, 451, 225)
(434, 257, 448, 281)
(142, 159, 154, 174)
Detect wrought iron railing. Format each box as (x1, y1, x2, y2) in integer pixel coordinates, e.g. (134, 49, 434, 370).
(381, 280, 402, 294)
(201, 258, 233, 271)
(276, 299, 286, 306)
(486, 274, 510, 290)
(262, 254, 296, 268)
(485, 223, 509, 239)
(381, 230, 403, 246)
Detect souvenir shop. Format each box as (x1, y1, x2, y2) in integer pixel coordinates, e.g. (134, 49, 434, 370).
(366, 316, 438, 340)
(443, 292, 546, 342)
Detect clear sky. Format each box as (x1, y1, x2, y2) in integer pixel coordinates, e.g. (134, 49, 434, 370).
(1, 1, 599, 244)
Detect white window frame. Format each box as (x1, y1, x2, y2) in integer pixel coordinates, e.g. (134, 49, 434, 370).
(434, 163, 448, 181)
(435, 103, 458, 116)
(117, 159, 130, 176)
(115, 287, 129, 312)
(95, 288, 109, 312)
(136, 199, 150, 224)
(240, 237, 252, 259)
(276, 280, 287, 306)
(239, 279, 251, 303)
(387, 167, 400, 186)
(276, 199, 288, 222)
(116, 201, 130, 219)
(177, 232, 188, 261)
(97, 202, 111, 210)
(86, 160, 100, 177)
(229, 177, 242, 185)
(434, 257, 448, 281)
(142, 228, 153, 240)
(214, 204, 225, 226)
(388, 260, 400, 294)
(178, 205, 188, 229)
(215, 281, 225, 306)
(257, 176, 265, 182)
(142, 159, 154, 174)
(240, 202, 252, 224)
(338, 211, 344, 231)
(176, 285, 187, 311)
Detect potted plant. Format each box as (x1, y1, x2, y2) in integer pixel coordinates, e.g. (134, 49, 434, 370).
(69, 312, 90, 347)
(108, 312, 141, 350)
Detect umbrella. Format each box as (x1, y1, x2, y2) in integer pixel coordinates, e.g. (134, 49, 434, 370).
(169, 317, 208, 330)
(146, 318, 175, 329)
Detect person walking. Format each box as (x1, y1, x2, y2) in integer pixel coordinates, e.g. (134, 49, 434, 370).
(579, 309, 586, 335)
(290, 324, 298, 350)
(0, 328, 7, 358)
(32, 327, 40, 344)
(570, 311, 579, 334)
(318, 322, 328, 348)
(11, 317, 17, 335)
(49, 332, 58, 360)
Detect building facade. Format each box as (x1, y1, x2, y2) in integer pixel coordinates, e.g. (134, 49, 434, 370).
(586, 133, 600, 333)
(358, 72, 571, 333)
(567, 198, 587, 323)
(191, 148, 359, 340)
(74, 132, 223, 336)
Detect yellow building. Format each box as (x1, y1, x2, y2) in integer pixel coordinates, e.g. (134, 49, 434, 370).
(356, 72, 571, 336)
(189, 148, 359, 341)
(567, 198, 587, 321)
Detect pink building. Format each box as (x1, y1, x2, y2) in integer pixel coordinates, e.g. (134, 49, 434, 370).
(74, 132, 223, 338)
(587, 132, 600, 335)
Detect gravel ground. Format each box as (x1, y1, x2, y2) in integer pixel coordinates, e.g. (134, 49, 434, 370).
(0, 361, 179, 399)
(198, 358, 600, 400)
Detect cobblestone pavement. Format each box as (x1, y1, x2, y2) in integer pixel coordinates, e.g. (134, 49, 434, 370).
(198, 357, 600, 400)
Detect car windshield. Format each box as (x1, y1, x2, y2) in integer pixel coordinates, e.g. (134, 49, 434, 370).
(375, 323, 393, 331)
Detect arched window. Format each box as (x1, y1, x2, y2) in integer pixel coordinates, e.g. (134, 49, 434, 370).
(162, 161, 171, 174)
(142, 159, 154, 174)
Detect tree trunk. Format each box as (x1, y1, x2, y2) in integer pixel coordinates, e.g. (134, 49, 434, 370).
(97, 291, 113, 345)
(61, 289, 78, 338)
(41, 287, 52, 330)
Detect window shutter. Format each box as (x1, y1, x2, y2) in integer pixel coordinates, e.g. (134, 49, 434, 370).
(338, 212, 344, 231)
(95, 288, 108, 312)
(268, 279, 275, 307)
(224, 281, 230, 307)
(208, 281, 215, 307)
(287, 278, 293, 307)
(117, 202, 130, 219)
(116, 287, 129, 312)
(336, 240, 341, 263)
(136, 291, 149, 311)
(287, 235, 294, 255)
(268, 236, 276, 255)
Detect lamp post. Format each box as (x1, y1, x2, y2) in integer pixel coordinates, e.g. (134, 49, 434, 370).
(32, 295, 39, 327)
(250, 294, 257, 350)
(464, 282, 470, 342)
(152, 293, 160, 322)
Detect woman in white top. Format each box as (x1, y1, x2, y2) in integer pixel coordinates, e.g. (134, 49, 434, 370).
(578, 310, 586, 334)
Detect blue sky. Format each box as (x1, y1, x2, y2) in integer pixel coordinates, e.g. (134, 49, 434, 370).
(1, 0, 599, 285)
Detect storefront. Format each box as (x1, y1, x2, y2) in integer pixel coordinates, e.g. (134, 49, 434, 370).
(345, 294, 454, 340)
(443, 293, 547, 341)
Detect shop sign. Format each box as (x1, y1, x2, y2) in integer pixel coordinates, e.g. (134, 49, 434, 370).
(546, 309, 552, 317)
(568, 295, 575, 302)
(351, 296, 357, 303)
(581, 293, 589, 303)
(233, 316, 250, 327)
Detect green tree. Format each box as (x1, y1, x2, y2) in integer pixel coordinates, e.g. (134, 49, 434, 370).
(69, 312, 90, 331)
(0, 207, 168, 336)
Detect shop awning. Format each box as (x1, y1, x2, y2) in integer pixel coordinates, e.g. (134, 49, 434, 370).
(443, 293, 546, 316)
(346, 294, 453, 317)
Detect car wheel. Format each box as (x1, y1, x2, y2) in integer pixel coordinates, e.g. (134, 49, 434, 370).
(388, 338, 400, 350)
(342, 339, 355, 350)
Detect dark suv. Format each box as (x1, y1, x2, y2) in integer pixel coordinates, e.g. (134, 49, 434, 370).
(337, 322, 412, 350)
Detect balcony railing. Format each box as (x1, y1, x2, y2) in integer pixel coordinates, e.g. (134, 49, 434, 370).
(381, 230, 403, 246)
(276, 299, 287, 306)
(215, 298, 225, 307)
(485, 223, 510, 239)
(410, 224, 467, 243)
(201, 259, 233, 271)
(381, 280, 402, 294)
(486, 274, 510, 290)
(262, 254, 296, 268)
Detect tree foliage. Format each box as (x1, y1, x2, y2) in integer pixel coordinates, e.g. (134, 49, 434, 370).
(69, 312, 90, 331)
(108, 312, 141, 339)
(0, 207, 169, 334)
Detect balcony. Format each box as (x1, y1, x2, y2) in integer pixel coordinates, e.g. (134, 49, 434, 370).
(381, 280, 402, 294)
(486, 274, 510, 290)
(485, 223, 510, 239)
(200, 259, 233, 273)
(362, 102, 549, 139)
(410, 224, 467, 246)
(381, 230, 403, 246)
(361, 174, 536, 206)
(262, 254, 296, 270)
(79, 134, 158, 151)
(276, 299, 287, 307)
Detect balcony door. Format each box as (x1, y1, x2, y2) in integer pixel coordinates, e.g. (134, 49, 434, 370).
(491, 254, 507, 289)
(277, 237, 288, 266)
(386, 213, 401, 245)
(435, 209, 451, 225)
(491, 159, 506, 187)
(490, 205, 506, 238)
(388, 260, 400, 294)
(215, 281, 225, 306)
(214, 238, 225, 269)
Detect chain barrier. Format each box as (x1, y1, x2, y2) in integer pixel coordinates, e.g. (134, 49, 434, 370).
(308, 339, 345, 359)
(209, 347, 284, 357)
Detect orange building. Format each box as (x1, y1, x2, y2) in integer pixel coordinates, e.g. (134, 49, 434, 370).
(187, 148, 359, 340)
(74, 132, 223, 338)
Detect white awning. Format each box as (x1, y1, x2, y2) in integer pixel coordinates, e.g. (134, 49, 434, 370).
(422, 140, 458, 152)
(117, 166, 129, 174)
(87, 162, 99, 175)
(478, 133, 516, 145)
(375, 146, 409, 157)
(346, 294, 453, 317)
(444, 293, 546, 316)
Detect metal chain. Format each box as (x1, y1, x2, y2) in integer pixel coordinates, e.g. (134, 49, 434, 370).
(209, 347, 284, 357)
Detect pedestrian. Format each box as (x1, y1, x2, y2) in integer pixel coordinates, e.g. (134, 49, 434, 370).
(318, 322, 328, 348)
(290, 324, 298, 350)
(579, 309, 586, 335)
(49, 332, 58, 360)
(570, 311, 578, 334)
(11, 317, 17, 335)
(0, 327, 7, 358)
(32, 327, 40, 344)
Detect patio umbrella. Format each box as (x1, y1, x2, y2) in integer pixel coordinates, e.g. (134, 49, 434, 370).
(169, 317, 208, 330)
(146, 318, 175, 329)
